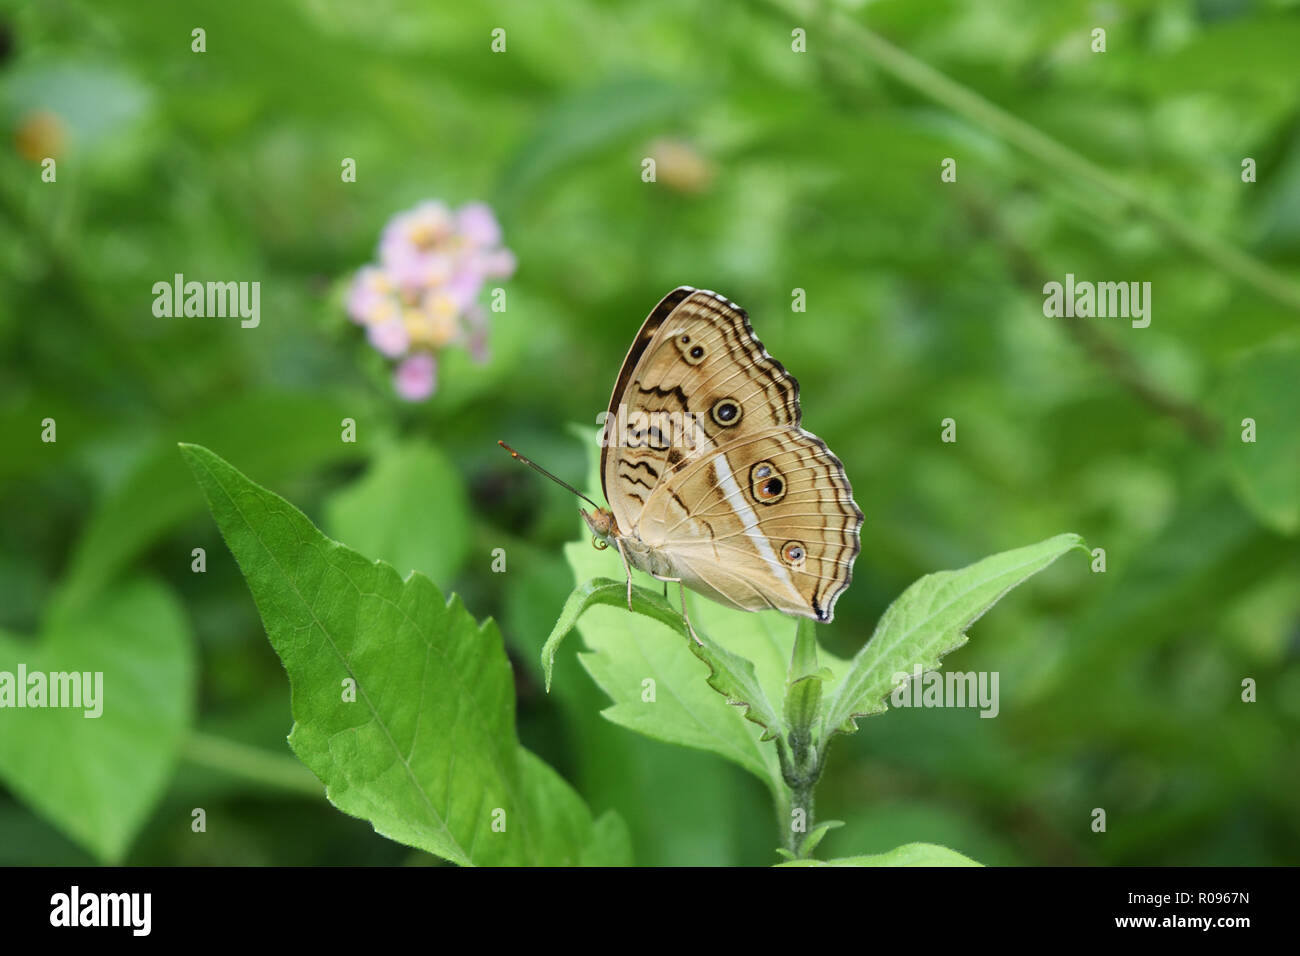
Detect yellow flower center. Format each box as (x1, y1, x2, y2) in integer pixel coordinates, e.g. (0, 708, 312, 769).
(426, 295, 460, 347)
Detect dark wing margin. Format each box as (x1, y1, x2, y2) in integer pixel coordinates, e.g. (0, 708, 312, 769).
(684, 290, 802, 429)
(600, 285, 696, 497)
(802, 429, 863, 623)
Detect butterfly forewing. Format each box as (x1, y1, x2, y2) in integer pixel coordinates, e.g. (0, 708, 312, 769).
(602, 290, 796, 514)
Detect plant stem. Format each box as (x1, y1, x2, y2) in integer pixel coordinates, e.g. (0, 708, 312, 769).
(963, 194, 1220, 446)
(183, 732, 323, 798)
(779, 618, 829, 857)
(778, 731, 822, 857)
(787, 778, 816, 856)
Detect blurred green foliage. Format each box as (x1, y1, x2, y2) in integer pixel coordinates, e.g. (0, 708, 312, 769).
(1, 0, 1298, 865)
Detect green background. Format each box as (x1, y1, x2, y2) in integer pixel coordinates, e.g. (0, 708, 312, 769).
(1, 0, 1298, 865)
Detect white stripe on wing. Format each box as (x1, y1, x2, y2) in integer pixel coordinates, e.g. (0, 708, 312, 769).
(710, 449, 801, 605)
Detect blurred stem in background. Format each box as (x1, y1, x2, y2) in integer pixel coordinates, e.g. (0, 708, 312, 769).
(183, 732, 322, 798)
(963, 194, 1221, 446)
(757, 0, 1300, 315)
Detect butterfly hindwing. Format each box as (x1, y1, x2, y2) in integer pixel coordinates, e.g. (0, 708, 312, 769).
(638, 428, 861, 620)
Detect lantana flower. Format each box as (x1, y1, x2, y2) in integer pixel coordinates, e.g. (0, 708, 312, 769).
(346, 200, 514, 400)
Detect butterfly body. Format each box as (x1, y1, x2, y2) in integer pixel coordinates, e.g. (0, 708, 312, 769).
(583, 507, 676, 578)
(592, 287, 863, 623)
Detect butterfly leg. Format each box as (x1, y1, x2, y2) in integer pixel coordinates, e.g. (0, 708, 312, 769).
(677, 581, 703, 646)
(615, 538, 635, 610)
(651, 574, 701, 645)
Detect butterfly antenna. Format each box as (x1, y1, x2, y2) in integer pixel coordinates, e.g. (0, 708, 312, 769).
(498, 440, 602, 510)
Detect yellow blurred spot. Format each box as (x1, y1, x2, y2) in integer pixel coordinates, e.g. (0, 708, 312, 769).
(649, 138, 713, 194)
(404, 308, 435, 347)
(425, 294, 460, 347)
(15, 110, 66, 162)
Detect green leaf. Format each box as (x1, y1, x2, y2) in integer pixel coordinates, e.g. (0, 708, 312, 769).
(789, 617, 820, 681)
(794, 819, 844, 860)
(0, 578, 194, 862)
(558, 565, 780, 789)
(180, 443, 627, 866)
(543, 576, 787, 744)
(515, 749, 632, 867)
(542, 579, 682, 692)
(784, 617, 829, 742)
(505, 541, 759, 865)
(580, 808, 636, 867)
(777, 842, 982, 867)
(1219, 343, 1300, 535)
(783, 675, 825, 747)
(821, 534, 1085, 745)
(324, 440, 471, 585)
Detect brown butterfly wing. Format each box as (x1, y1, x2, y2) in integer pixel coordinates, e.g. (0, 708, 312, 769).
(600, 287, 863, 621)
(600, 287, 802, 532)
(638, 428, 862, 621)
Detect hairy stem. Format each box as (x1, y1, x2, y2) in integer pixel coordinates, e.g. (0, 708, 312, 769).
(778, 731, 822, 857)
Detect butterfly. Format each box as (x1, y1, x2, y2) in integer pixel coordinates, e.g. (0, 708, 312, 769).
(504, 287, 862, 626)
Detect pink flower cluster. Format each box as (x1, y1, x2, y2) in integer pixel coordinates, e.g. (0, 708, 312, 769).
(346, 200, 515, 400)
